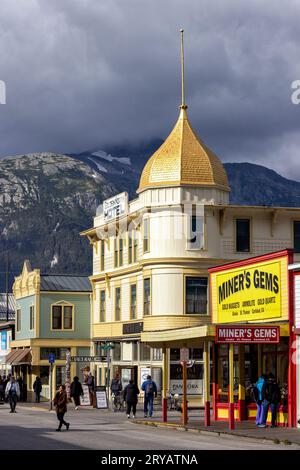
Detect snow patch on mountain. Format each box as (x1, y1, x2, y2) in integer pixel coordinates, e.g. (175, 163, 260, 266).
(50, 254, 59, 268)
(87, 157, 108, 173)
(92, 150, 131, 166)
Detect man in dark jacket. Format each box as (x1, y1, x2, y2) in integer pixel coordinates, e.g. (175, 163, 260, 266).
(141, 375, 157, 418)
(124, 380, 139, 419)
(265, 373, 281, 427)
(70, 376, 83, 410)
(33, 376, 42, 403)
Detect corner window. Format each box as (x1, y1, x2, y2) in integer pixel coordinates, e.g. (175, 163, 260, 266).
(128, 229, 138, 264)
(143, 278, 151, 316)
(100, 290, 106, 322)
(185, 277, 208, 314)
(100, 240, 105, 271)
(30, 305, 35, 330)
(52, 304, 74, 330)
(143, 218, 150, 253)
(236, 219, 250, 252)
(130, 284, 137, 320)
(114, 238, 124, 268)
(119, 238, 123, 267)
(114, 239, 118, 268)
(294, 221, 300, 253)
(115, 287, 121, 321)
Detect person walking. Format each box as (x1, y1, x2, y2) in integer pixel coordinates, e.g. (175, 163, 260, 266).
(87, 372, 95, 405)
(53, 385, 70, 431)
(111, 373, 122, 411)
(141, 375, 157, 418)
(17, 376, 23, 401)
(33, 376, 42, 403)
(5, 376, 20, 413)
(265, 373, 281, 428)
(70, 376, 83, 410)
(253, 374, 267, 427)
(0, 376, 4, 402)
(124, 379, 139, 419)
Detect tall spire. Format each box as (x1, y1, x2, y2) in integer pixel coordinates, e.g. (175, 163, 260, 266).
(180, 29, 187, 110)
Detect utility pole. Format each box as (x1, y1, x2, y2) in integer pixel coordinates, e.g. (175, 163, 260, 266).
(5, 252, 9, 322)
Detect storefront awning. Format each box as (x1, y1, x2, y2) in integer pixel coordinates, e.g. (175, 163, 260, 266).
(141, 323, 290, 347)
(5, 349, 32, 365)
(141, 325, 216, 348)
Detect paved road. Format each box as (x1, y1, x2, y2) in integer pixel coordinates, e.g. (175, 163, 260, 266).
(0, 404, 296, 450)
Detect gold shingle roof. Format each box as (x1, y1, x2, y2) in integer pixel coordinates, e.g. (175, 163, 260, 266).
(137, 107, 230, 193)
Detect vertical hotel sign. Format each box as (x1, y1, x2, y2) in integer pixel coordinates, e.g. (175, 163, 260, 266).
(209, 253, 289, 324)
(103, 192, 128, 222)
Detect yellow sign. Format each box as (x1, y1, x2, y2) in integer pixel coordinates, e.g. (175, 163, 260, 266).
(210, 256, 288, 324)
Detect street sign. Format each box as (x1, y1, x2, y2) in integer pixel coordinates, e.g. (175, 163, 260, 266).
(102, 344, 115, 351)
(48, 353, 55, 364)
(70, 355, 106, 362)
(180, 348, 189, 362)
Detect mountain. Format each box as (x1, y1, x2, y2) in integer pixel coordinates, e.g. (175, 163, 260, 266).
(0, 152, 117, 291)
(224, 162, 300, 207)
(69, 139, 163, 198)
(1, 148, 300, 291)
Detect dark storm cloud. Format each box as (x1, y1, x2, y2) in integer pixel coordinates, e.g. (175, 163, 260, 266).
(0, 0, 300, 178)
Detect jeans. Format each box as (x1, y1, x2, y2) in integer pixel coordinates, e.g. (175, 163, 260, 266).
(270, 403, 278, 427)
(57, 412, 68, 429)
(256, 401, 264, 425)
(34, 392, 41, 403)
(144, 395, 154, 417)
(9, 393, 17, 412)
(261, 399, 270, 425)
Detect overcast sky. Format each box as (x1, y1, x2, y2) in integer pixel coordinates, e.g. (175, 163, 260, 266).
(0, 0, 300, 178)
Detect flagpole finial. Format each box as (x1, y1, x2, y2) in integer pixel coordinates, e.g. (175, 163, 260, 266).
(180, 29, 187, 110)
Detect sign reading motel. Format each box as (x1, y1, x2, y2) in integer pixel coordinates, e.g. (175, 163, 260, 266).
(103, 192, 128, 222)
(216, 325, 280, 343)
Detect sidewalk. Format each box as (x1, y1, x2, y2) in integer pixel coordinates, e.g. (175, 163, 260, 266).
(132, 411, 300, 446)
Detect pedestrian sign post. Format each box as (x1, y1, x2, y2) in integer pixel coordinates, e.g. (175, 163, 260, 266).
(48, 354, 55, 410)
(101, 343, 115, 403)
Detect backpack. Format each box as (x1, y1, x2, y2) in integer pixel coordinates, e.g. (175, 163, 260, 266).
(145, 381, 154, 395)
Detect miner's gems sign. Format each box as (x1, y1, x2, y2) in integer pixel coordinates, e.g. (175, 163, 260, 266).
(103, 192, 128, 222)
(209, 253, 289, 324)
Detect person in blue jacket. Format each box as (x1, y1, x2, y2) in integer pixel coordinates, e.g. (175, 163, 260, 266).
(253, 374, 267, 427)
(141, 375, 157, 418)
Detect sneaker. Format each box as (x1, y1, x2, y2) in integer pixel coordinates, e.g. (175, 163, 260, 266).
(56, 428, 61, 432)
(66, 423, 70, 431)
(132, 415, 135, 419)
(258, 424, 266, 428)
(127, 414, 130, 419)
(75, 407, 78, 410)
(144, 414, 148, 418)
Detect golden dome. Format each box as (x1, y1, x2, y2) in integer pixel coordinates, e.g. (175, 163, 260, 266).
(137, 106, 230, 193)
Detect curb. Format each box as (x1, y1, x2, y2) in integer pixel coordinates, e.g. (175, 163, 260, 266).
(17, 405, 55, 413)
(131, 420, 300, 447)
